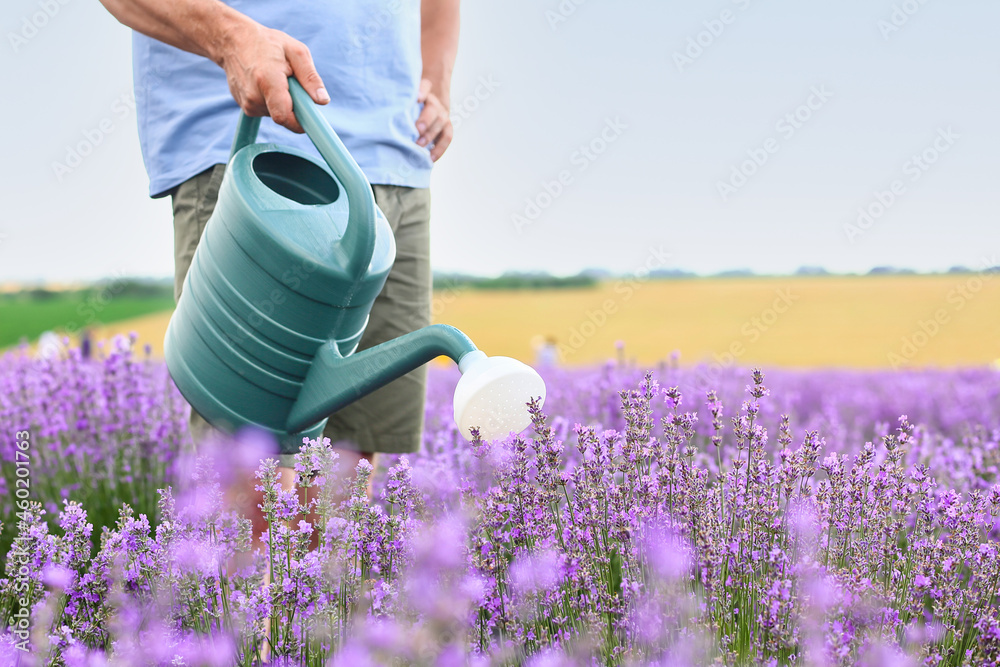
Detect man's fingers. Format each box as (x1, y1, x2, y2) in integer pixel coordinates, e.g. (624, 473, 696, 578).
(417, 78, 432, 103)
(238, 90, 269, 118)
(418, 113, 447, 148)
(415, 102, 437, 136)
(429, 124, 453, 162)
(414, 89, 454, 157)
(227, 72, 266, 117)
(285, 39, 329, 104)
(259, 72, 304, 133)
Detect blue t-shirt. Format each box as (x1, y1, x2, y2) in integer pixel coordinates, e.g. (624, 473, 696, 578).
(132, 0, 433, 197)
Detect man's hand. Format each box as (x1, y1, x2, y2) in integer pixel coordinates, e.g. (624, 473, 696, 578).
(415, 78, 453, 161)
(98, 0, 329, 134)
(217, 21, 329, 134)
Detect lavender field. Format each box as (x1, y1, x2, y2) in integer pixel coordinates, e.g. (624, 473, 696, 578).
(3, 337, 1000, 665)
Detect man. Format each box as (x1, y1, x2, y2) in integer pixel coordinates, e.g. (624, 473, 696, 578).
(99, 0, 459, 539)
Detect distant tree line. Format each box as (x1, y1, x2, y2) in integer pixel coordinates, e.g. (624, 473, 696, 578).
(1, 279, 173, 302)
(9, 266, 1000, 302)
(433, 273, 599, 291)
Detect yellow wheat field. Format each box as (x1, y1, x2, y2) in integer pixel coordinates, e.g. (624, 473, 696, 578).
(431, 274, 1000, 368)
(67, 274, 1000, 369)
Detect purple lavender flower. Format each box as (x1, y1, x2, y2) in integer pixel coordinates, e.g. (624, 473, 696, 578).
(5, 339, 1000, 664)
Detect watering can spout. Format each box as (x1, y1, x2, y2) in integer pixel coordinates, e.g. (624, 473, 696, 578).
(286, 324, 546, 441)
(287, 325, 477, 433)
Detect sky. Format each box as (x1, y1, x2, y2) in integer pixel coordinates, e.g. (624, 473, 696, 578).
(0, 0, 998, 284)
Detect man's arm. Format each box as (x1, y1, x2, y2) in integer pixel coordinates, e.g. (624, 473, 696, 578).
(99, 0, 328, 133)
(416, 0, 461, 161)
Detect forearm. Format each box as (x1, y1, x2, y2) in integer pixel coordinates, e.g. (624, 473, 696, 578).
(98, 0, 254, 66)
(421, 0, 460, 108)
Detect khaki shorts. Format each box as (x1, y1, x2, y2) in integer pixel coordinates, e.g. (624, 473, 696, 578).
(170, 164, 432, 462)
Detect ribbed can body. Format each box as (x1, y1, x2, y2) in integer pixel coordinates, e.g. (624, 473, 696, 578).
(164, 142, 395, 444)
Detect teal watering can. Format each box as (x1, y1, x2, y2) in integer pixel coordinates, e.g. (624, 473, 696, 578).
(164, 78, 545, 451)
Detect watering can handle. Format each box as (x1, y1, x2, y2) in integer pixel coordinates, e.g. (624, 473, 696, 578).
(229, 78, 377, 278)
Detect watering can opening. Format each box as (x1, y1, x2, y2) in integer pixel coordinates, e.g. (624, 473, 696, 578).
(252, 151, 340, 206)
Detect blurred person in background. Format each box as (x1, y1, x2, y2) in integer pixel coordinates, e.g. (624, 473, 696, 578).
(533, 334, 560, 368)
